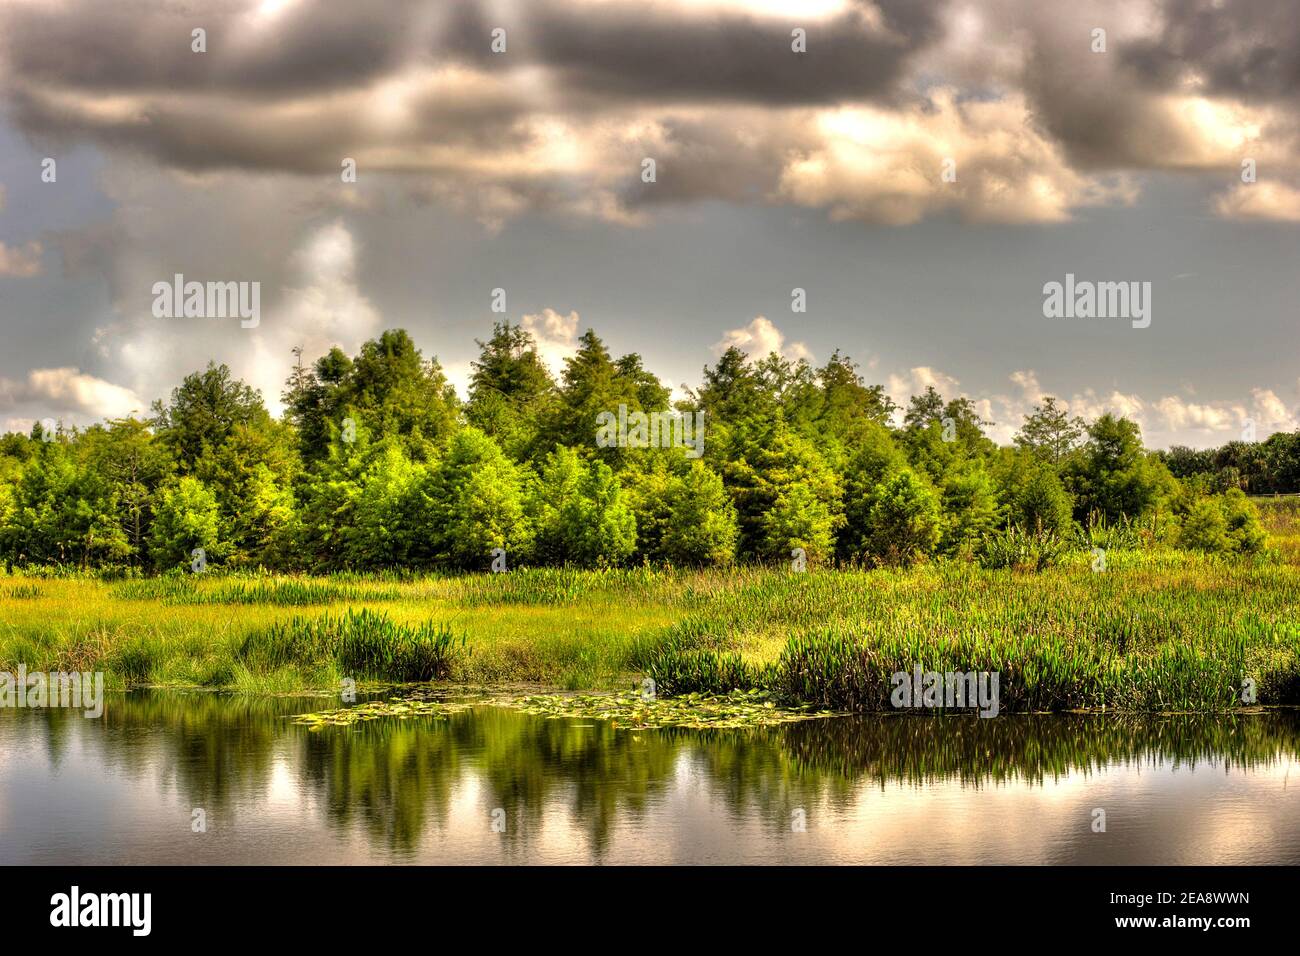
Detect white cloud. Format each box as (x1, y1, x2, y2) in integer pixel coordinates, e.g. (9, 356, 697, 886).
(0, 367, 144, 421)
(441, 359, 474, 402)
(887, 366, 962, 408)
(778, 91, 1137, 225)
(1153, 395, 1240, 432)
(1214, 181, 1300, 221)
(520, 308, 581, 376)
(244, 220, 382, 413)
(714, 316, 811, 362)
(91, 219, 382, 418)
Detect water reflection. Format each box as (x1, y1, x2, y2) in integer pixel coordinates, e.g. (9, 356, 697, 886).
(2, 692, 1298, 864)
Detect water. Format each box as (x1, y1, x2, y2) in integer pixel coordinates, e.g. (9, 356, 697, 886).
(2, 691, 1298, 864)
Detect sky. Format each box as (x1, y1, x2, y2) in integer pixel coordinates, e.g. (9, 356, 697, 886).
(1, 0, 1299, 448)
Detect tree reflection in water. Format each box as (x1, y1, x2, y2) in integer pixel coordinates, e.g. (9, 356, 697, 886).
(7, 691, 1299, 860)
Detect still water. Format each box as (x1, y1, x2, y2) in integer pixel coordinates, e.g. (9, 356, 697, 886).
(1, 691, 1298, 864)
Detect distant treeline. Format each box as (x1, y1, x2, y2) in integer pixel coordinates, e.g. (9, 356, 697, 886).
(0, 324, 1270, 572)
(1158, 436, 1300, 496)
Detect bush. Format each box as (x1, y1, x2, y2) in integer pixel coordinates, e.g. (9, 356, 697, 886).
(1011, 464, 1075, 537)
(1179, 498, 1229, 552)
(1179, 490, 1265, 554)
(1222, 488, 1266, 553)
(979, 524, 1069, 571)
(855, 467, 943, 566)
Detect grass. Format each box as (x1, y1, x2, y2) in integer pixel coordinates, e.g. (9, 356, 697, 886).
(238, 608, 463, 682)
(0, 512, 1298, 710)
(0, 568, 681, 692)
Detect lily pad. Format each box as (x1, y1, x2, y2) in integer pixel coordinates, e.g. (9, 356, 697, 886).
(289, 688, 839, 730)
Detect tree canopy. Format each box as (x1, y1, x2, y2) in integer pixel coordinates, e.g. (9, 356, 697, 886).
(0, 326, 1276, 572)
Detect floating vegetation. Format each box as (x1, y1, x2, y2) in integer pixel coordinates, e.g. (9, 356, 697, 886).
(291, 697, 477, 728)
(502, 690, 837, 729)
(290, 689, 839, 730)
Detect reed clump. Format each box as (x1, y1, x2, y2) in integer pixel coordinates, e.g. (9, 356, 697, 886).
(238, 608, 464, 682)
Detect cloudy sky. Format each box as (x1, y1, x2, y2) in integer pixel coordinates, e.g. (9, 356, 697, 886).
(1, 0, 1299, 447)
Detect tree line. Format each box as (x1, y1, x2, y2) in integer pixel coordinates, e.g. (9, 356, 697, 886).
(0, 324, 1269, 572)
(1159, 435, 1300, 497)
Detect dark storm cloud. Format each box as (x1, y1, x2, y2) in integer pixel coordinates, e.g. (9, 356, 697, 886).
(5, 81, 537, 174)
(1017, 44, 1195, 170)
(521, 0, 944, 106)
(2, 0, 1297, 218)
(1, 0, 939, 104)
(1121, 0, 1300, 102)
(0, 0, 946, 178)
(616, 112, 799, 207)
(0, 0, 414, 96)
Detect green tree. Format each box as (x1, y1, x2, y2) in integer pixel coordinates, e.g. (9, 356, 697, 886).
(543, 330, 670, 468)
(717, 418, 842, 560)
(344, 441, 427, 568)
(762, 482, 835, 566)
(152, 362, 270, 473)
(938, 461, 1001, 556)
(79, 418, 174, 566)
(1066, 414, 1167, 522)
(150, 477, 223, 570)
(425, 428, 533, 568)
(1015, 397, 1085, 464)
(193, 420, 298, 567)
(466, 321, 557, 459)
(660, 461, 738, 566)
(855, 467, 943, 566)
(1010, 461, 1075, 535)
(531, 446, 636, 566)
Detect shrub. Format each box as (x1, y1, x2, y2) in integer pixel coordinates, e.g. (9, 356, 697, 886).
(1010, 464, 1075, 537)
(1179, 490, 1265, 554)
(1178, 498, 1229, 553)
(979, 524, 1068, 571)
(1222, 488, 1266, 553)
(856, 467, 943, 566)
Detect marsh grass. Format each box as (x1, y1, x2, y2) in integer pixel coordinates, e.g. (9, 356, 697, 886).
(115, 574, 401, 606)
(1256, 496, 1300, 565)
(238, 608, 464, 681)
(0, 550, 1297, 710)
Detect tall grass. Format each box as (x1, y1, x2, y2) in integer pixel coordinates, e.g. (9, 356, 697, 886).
(1, 552, 1297, 706)
(238, 608, 464, 681)
(115, 575, 401, 606)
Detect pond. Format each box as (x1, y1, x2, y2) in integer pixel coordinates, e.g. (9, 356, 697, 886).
(2, 691, 1298, 864)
